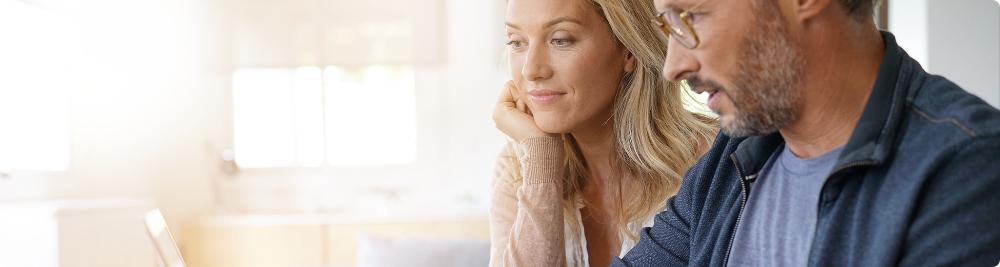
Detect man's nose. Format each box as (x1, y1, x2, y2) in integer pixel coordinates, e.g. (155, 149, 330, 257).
(661, 39, 699, 82)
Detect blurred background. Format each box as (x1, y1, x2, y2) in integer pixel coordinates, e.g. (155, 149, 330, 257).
(0, 0, 996, 266)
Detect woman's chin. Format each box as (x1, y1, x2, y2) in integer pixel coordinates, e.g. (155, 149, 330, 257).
(533, 116, 573, 134)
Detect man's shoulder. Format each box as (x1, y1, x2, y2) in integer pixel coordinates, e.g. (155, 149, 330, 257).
(892, 73, 1000, 185)
(907, 73, 1000, 141)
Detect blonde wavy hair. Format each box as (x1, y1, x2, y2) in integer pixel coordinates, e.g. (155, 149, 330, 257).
(505, 0, 717, 242)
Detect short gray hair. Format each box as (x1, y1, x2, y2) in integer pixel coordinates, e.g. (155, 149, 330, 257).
(840, 0, 881, 19)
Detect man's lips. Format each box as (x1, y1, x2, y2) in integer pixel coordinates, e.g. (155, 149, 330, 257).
(683, 78, 720, 95)
(683, 78, 726, 111)
(707, 91, 723, 111)
(690, 84, 719, 95)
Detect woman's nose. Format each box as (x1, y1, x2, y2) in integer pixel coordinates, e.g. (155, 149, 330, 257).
(522, 47, 553, 81)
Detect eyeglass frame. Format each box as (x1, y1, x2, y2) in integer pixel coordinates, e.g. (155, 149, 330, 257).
(651, 0, 712, 49)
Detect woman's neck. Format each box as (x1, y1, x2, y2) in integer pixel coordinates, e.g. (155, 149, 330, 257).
(571, 118, 616, 191)
(572, 113, 627, 267)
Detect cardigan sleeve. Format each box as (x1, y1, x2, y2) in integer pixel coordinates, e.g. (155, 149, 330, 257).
(489, 136, 568, 267)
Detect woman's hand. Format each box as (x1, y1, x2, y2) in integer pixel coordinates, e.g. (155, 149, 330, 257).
(493, 81, 554, 142)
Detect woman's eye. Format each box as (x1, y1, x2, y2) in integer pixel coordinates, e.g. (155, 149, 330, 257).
(550, 38, 573, 47)
(506, 40, 526, 49)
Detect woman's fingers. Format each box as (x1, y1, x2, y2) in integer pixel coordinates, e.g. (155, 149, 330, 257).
(493, 81, 549, 142)
(494, 81, 517, 125)
(498, 81, 517, 105)
(507, 81, 533, 116)
(493, 81, 519, 129)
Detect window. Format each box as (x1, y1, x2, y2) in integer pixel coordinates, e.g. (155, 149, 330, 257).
(232, 66, 416, 168)
(0, 0, 72, 172)
(227, 0, 442, 170)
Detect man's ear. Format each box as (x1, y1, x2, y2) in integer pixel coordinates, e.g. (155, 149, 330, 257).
(794, 0, 836, 23)
(624, 51, 637, 73)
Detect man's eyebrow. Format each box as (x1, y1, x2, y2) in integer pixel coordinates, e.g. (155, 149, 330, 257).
(654, 1, 672, 12)
(505, 17, 584, 30)
(660, 0, 699, 12)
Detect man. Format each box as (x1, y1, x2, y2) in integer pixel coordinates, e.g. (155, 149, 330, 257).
(615, 0, 1000, 265)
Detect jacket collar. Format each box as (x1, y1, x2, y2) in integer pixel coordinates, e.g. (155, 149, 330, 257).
(731, 31, 910, 178)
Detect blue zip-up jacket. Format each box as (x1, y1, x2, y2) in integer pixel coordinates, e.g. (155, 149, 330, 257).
(614, 32, 1000, 266)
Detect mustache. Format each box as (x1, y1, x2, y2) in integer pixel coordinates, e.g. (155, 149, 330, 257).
(682, 75, 727, 95)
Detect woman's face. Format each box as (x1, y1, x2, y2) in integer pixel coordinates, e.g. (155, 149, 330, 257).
(505, 0, 632, 134)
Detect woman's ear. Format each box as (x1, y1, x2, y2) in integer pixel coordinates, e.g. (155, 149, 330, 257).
(624, 51, 637, 73)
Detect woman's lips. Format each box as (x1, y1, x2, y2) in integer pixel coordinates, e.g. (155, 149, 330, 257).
(528, 89, 566, 104)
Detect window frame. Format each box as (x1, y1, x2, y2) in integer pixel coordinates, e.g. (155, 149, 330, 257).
(220, 65, 447, 183)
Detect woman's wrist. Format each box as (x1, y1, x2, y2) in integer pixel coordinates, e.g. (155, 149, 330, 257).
(517, 136, 565, 185)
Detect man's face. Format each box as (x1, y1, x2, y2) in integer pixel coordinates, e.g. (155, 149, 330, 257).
(655, 0, 806, 137)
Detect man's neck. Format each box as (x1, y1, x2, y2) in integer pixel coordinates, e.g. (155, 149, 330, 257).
(781, 25, 885, 159)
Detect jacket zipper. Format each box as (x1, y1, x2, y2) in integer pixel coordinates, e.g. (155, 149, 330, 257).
(803, 160, 878, 265)
(723, 155, 752, 267)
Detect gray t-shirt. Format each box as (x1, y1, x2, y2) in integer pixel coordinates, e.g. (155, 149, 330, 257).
(728, 144, 844, 267)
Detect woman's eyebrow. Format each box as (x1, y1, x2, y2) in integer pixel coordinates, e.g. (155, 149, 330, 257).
(505, 17, 584, 30)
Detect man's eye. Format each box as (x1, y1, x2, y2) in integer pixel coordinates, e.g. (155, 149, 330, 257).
(686, 12, 703, 24)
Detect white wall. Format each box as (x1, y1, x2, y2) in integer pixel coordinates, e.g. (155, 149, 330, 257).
(0, 0, 230, 243)
(927, 0, 1000, 107)
(0, 0, 509, 239)
(891, 0, 1000, 107)
(434, 0, 509, 201)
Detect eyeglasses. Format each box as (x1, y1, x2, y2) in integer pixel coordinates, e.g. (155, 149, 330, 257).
(651, 0, 710, 49)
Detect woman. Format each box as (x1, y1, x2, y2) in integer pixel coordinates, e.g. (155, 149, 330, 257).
(489, 0, 717, 266)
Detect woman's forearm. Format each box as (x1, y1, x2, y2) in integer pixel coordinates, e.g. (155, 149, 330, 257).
(489, 137, 568, 267)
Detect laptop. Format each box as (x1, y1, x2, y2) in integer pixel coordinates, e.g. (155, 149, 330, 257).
(143, 209, 188, 267)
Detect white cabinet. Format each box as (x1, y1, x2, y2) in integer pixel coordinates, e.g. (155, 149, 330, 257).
(182, 214, 490, 267)
(0, 199, 157, 267)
